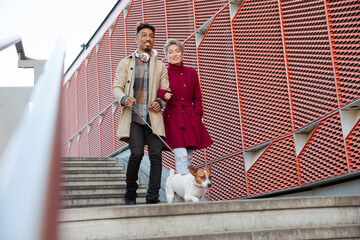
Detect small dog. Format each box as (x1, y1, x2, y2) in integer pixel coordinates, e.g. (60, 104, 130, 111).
(166, 165, 212, 203)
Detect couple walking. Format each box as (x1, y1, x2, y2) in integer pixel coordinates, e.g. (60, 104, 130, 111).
(113, 22, 212, 205)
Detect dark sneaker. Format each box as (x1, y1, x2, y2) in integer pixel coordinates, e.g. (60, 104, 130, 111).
(124, 197, 136, 205)
(146, 198, 160, 204)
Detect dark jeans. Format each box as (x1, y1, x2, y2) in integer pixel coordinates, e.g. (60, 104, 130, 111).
(125, 122, 163, 201)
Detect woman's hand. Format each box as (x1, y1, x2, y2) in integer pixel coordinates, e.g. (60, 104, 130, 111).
(164, 92, 173, 100)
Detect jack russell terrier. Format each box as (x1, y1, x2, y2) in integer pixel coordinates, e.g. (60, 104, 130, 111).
(166, 165, 212, 203)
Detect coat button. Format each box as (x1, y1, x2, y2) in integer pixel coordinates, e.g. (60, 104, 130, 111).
(181, 97, 184, 100)
(130, 67, 133, 70)
(127, 80, 130, 83)
(184, 84, 186, 87)
(180, 73, 183, 75)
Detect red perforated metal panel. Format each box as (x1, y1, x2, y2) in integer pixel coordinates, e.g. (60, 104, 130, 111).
(78, 129, 89, 157)
(68, 74, 77, 138)
(162, 150, 205, 171)
(69, 136, 79, 157)
(182, 34, 198, 71)
(197, 6, 243, 161)
(125, 0, 143, 55)
(326, 0, 360, 107)
(194, 0, 229, 29)
(161, 151, 175, 171)
(86, 47, 99, 122)
(207, 154, 247, 200)
(76, 61, 87, 129)
(298, 112, 348, 184)
(100, 107, 115, 157)
(165, 0, 195, 41)
(88, 116, 101, 157)
(143, 0, 167, 60)
(113, 104, 127, 151)
(110, 11, 126, 88)
(247, 136, 299, 196)
(62, 143, 69, 158)
(345, 118, 360, 173)
(281, 0, 339, 131)
(192, 150, 206, 167)
(233, 0, 293, 149)
(61, 84, 69, 145)
(98, 30, 112, 112)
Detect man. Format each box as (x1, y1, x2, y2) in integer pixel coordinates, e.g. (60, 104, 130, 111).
(113, 22, 170, 205)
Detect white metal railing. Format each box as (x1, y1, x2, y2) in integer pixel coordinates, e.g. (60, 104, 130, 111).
(0, 35, 21, 51)
(0, 35, 26, 60)
(0, 37, 65, 240)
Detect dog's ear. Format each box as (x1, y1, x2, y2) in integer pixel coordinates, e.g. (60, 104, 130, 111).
(188, 166, 197, 176)
(207, 164, 212, 172)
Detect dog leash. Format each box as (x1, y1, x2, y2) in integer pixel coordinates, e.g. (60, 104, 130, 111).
(131, 106, 207, 169)
(131, 107, 176, 154)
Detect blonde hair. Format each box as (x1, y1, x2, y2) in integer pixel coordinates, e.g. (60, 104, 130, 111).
(163, 39, 184, 55)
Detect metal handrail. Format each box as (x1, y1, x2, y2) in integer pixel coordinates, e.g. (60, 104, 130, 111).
(0, 37, 65, 240)
(0, 35, 27, 60)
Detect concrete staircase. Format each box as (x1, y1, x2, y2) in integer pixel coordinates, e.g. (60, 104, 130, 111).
(61, 157, 147, 208)
(59, 195, 360, 240)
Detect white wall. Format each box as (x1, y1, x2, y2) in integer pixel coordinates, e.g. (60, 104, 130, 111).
(0, 87, 33, 157)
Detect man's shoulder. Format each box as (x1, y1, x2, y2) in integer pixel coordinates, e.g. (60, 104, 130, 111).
(119, 54, 134, 66)
(154, 58, 166, 67)
(123, 54, 134, 61)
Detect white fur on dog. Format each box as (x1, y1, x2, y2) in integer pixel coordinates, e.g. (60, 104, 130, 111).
(166, 168, 211, 203)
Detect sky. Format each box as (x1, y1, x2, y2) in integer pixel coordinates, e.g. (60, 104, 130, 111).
(0, 0, 119, 87)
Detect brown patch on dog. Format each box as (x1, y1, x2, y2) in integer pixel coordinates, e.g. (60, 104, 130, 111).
(189, 165, 212, 185)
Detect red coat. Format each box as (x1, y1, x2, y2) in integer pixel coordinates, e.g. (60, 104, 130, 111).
(158, 63, 213, 150)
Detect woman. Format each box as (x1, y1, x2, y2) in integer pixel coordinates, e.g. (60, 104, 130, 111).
(158, 39, 213, 174)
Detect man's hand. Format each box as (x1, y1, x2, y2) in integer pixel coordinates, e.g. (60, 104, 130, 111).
(125, 97, 136, 108)
(148, 101, 161, 112)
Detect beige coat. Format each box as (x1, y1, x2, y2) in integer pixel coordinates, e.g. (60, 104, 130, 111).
(113, 50, 170, 141)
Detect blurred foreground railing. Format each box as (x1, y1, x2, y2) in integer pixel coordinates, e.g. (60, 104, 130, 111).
(0, 34, 26, 60)
(0, 37, 65, 240)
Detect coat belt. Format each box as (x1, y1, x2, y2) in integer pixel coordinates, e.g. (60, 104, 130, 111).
(168, 100, 196, 129)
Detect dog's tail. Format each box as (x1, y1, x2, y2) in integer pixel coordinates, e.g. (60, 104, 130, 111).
(166, 169, 176, 204)
(166, 168, 175, 185)
(167, 168, 175, 180)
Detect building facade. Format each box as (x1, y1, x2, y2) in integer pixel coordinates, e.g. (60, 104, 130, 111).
(62, 0, 360, 200)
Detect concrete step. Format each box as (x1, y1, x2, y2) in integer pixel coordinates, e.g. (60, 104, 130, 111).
(62, 157, 118, 162)
(62, 173, 126, 182)
(61, 182, 147, 191)
(62, 167, 125, 175)
(62, 163, 124, 170)
(112, 224, 360, 240)
(62, 181, 127, 187)
(58, 195, 360, 240)
(60, 157, 149, 209)
(61, 161, 116, 167)
(62, 188, 130, 196)
(61, 186, 148, 209)
(62, 192, 147, 201)
(62, 190, 147, 200)
(62, 182, 131, 191)
(62, 162, 120, 167)
(62, 197, 147, 209)
(62, 186, 147, 196)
